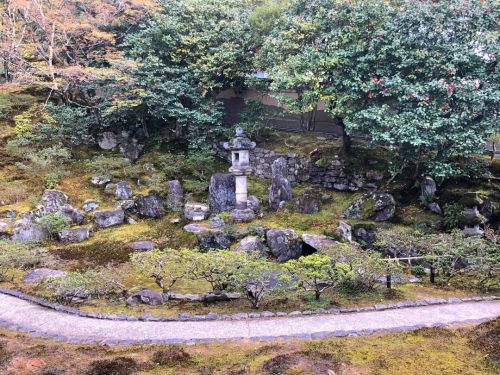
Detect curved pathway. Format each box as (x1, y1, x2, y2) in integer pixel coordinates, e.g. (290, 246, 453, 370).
(0, 294, 499, 345)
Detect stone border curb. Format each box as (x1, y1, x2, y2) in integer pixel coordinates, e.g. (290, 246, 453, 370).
(0, 315, 494, 346)
(0, 288, 497, 323)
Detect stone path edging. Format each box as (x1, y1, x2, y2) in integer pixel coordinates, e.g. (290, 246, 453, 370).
(0, 288, 498, 322)
(0, 292, 498, 345)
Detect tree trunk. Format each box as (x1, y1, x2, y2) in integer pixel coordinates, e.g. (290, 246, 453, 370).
(386, 274, 392, 289)
(337, 117, 351, 153)
(315, 290, 320, 300)
(430, 266, 435, 284)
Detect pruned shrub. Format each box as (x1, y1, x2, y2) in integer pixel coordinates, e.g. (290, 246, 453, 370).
(0, 240, 49, 280)
(36, 213, 68, 239)
(85, 357, 138, 375)
(46, 267, 125, 303)
(151, 346, 192, 367)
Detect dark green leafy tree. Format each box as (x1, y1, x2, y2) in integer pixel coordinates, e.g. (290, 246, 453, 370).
(125, 0, 258, 149)
(262, 0, 499, 180)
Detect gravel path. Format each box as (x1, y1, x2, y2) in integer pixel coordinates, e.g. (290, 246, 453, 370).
(0, 294, 498, 344)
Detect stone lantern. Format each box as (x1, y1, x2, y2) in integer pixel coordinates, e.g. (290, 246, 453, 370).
(224, 127, 256, 222)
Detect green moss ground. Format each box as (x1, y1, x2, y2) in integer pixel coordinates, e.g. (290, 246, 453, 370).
(0, 320, 498, 374)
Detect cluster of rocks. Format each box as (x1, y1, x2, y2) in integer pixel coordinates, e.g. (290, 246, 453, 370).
(97, 131, 144, 162)
(184, 221, 355, 262)
(420, 176, 442, 215)
(126, 289, 241, 307)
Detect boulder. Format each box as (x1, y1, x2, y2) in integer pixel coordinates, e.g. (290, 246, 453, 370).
(463, 225, 484, 237)
(23, 268, 66, 283)
(12, 224, 47, 243)
(129, 241, 155, 252)
(93, 209, 125, 228)
(427, 202, 442, 215)
(59, 204, 85, 225)
(230, 208, 255, 223)
(104, 183, 117, 196)
(301, 234, 338, 252)
(41, 190, 69, 213)
(126, 289, 165, 306)
(235, 236, 267, 257)
(209, 174, 236, 213)
(166, 180, 184, 212)
(115, 181, 133, 200)
(1, 210, 16, 219)
(184, 203, 210, 221)
(266, 229, 302, 262)
(83, 200, 99, 212)
(342, 192, 396, 222)
(97, 132, 119, 150)
(168, 293, 201, 302)
(90, 176, 111, 186)
(116, 200, 136, 211)
(353, 226, 377, 248)
(247, 195, 261, 213)
(197, 230, 233, 251)
(58, 227, 90, 243)
(183, 223, 206, 234)
(294, 188, 321, 214)
(335, 221, 352, 242)
(269, 157, 292, 211)
(459, 206, 487, 226)
(119, 138, 143, 162)
(420, 176, 437, 203)
(201, 291, 240, 303)
(135, 193, 165, 219)
(209, 215, 225, 229)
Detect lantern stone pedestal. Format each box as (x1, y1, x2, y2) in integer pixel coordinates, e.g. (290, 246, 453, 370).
(224, 128, 256, 223)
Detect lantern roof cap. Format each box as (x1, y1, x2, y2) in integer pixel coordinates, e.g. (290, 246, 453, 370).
(223, 127, 256, 151)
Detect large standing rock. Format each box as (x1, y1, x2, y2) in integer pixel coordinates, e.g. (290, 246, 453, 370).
(209, 174, 236, 213)
(97, 132, 119, 150)
(135, 194, 165, 218)
(335, 221, 352, 242)
(420, 176, 437, 203)
(115, 181, 133, 200)
(266, 229, 302, 262)
(269, 157, 292, 211)
(58, 227, 90, 243)
(342, 192, 396, 222)
(197, 230, 233, 251)
(166, 180, 184, 212)
(301, 234, 338, 252)
(93, 209, 125, 228)
(294, 188, 321, 214)
(184, 203, 210, 221)
(235, 236, 267, 257)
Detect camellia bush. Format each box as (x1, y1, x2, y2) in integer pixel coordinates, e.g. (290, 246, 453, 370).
(262, 0, 500, 179)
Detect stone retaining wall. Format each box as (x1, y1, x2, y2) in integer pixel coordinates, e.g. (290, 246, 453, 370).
(214, 144, 364, 191)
